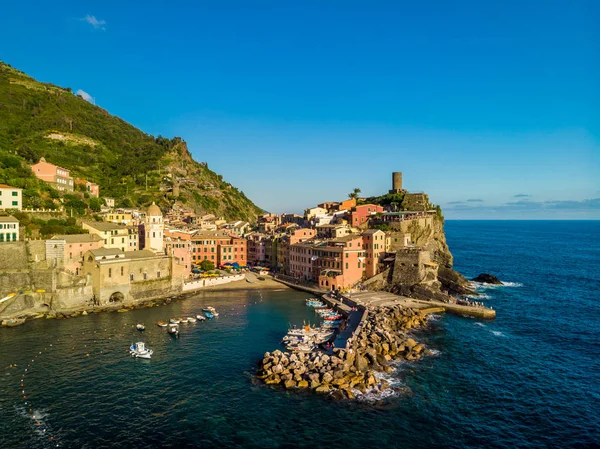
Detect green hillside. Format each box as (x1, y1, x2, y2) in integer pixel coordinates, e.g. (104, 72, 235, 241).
(0, 61, 262, 221)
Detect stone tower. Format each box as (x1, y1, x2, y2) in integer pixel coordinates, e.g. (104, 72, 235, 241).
(390, 172, 403, 193)
(145, 202, 164, 253)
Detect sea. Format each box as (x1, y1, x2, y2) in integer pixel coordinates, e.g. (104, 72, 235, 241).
(0, 220, 598, 449)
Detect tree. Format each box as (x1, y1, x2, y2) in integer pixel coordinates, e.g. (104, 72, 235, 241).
(348, 187, 361, 200)
(200, 260, 215, 271)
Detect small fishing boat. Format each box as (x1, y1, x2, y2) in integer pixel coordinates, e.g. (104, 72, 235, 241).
(169, 318, 181, 324)
(157, 321, 168, 327)
(204, 312, 214, 319)
(3, 317, 26, 327)
(167, 323, 179, 336)
(203, 307, 219, 317)
(196, 314, 206, 321)
(130, 342, 153, 359)
(325, 315, 342, 321)
(136, 324, 145, 331)
(187, 317, 197, 323)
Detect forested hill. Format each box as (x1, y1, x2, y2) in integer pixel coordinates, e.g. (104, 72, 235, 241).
(0, 61, 262, 221)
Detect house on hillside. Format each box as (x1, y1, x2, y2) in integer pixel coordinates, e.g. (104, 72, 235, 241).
(0, 216, 19, 242)
(31, 158, 74, 192)
(75, 178, 99, 197)
(0, 184, 22, 211)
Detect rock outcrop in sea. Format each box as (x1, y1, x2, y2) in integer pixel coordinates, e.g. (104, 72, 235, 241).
(256, 305, 429, 399)
(472, 273, 503, 285)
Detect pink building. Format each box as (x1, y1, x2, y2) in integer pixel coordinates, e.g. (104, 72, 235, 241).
(165, 237, 192, 278)
(31, 158, 74, 192)
(247, 233, 267, 265)
(49, 234, 104, 274)
(350, 204, 384, 227)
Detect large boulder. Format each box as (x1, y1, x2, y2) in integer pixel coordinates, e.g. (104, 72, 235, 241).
(354, 354, 369, 372)
(472, 273, 503, 285)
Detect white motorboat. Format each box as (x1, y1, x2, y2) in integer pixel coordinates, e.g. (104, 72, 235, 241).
(187, 317, 197, 323)
(167, 323, 179, 336)
(169, 318, 181, 324)
(196, 314, 206, 321)
(136, 324, 145, 331)
(130, 342, 153, 359)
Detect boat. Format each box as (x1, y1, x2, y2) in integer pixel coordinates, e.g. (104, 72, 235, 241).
(325, 315, 342, 321)
(187, 317, 197, 323)
(136, 324, 145, 331)
(167, 323, 179, 336)
(203, 306, 219, 317)
(3, 317, 25, 327)
(157, 321, 168, 327)
(169, 318, 181, 324)
(204, 312, 214, 319)
(196, 314, 206, 321)
(130, 342, 153, 359)
(288, 342, 315, 353)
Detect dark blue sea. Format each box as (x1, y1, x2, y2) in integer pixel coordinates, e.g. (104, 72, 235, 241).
(1, 220, 598, 448)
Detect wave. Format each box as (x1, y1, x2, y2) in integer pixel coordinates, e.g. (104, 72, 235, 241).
(465, 293, 491, 300)
(491, 331, 505, 337)
(470, 281, 523, 290)
(475, 322, 485, 327)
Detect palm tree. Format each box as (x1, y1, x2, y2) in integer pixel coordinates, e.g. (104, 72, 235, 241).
(348, 187, 361, 200)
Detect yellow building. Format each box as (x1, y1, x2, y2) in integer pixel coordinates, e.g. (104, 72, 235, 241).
(82, 221, 131, 251)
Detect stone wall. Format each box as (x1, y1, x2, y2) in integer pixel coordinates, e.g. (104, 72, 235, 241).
(0, 272, 32, 298)
(0, 241, 28, 270)
(391, 248, 430, 287)
(182, 274, 245, 292)
(402, 193, 429, 211)
(130, 278, 178, 301)
(28, 240, 47, 264)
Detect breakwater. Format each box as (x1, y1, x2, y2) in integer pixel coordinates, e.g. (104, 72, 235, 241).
(256, 305, 430, 399)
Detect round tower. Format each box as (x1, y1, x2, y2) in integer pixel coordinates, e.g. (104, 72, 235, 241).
(392, 172, 403, 192)
(145, 202, 164, 253)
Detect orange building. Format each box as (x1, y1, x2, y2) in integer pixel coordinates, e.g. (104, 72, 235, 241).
(191, 230, 247, 267)
(361, 229, 386, 278)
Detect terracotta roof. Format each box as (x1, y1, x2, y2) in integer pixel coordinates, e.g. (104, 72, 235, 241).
(0, 184, 22, 190)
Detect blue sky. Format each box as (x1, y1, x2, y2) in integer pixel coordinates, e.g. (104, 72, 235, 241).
(1, 1, 598, 219)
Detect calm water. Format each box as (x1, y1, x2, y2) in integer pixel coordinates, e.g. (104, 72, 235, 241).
(1, 220, 599, 448)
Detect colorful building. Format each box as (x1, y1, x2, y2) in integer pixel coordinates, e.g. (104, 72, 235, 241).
(48, 234, 104, 274)
(190, 230, 247, 267)
(350, 204, 384, 227)
(361, 229, 386, 278)
(0, 215, 19, 242)
(75, 178, 100, 197)
(31, 158, 74, 192)
(165, 237, 192, 278)
(144, 202, 164, 253)
(82, 221, 131, 251)
(0, 184, 23, 211)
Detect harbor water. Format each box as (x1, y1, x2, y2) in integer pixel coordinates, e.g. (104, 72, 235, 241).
(1, 220, 598, 448)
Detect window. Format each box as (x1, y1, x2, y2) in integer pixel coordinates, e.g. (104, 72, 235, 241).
(345, 263, 348, 269)
(12, 191, 18, 196)
(108, 268, 112, 278)
(130, 274, 134, 281)
(157, 271, 161, 278)
(121, 267, 124, 276)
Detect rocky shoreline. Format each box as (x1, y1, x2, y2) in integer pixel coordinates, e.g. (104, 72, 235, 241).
(256, 305, 431, 399)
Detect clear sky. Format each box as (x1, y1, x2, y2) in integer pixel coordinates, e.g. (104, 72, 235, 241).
(1, 1, 598, 219)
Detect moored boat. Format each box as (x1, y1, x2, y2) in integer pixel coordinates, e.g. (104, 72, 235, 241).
(157, 321, 168, 327)
(203, 306, 219, 317)
(196, 314, 206, 321)
(204, 312, 214, 319)
(136, 324, 145, 331)
(169, 318, 181, 324)
(167, 323, 179, 336)
(130, 342, 153, 359)
(187, 317, 197, 323)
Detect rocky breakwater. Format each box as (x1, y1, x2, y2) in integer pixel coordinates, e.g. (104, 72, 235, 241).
(256, 306, 430, 399)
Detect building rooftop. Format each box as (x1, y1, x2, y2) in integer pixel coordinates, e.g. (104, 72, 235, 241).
(88, 248, 124, 258)
(0, 215, 19, 222)
(124, 250, 162, 260)
(0, 184, 22, 190)
(52, 234, 102, 243)
(83, 221, 127, 231)
(361, 229, 384, 235)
